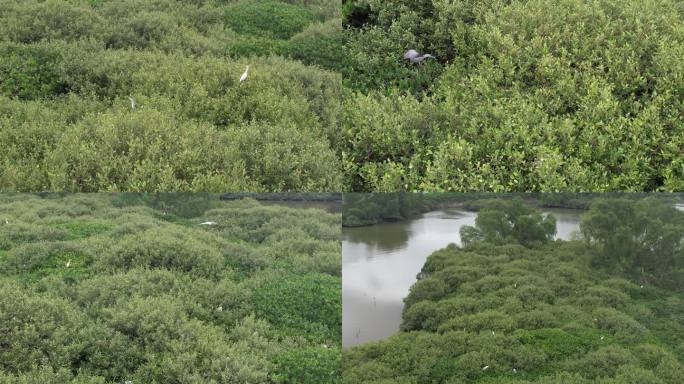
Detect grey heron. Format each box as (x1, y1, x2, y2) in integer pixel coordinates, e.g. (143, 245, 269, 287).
(403, 49, 435, 63)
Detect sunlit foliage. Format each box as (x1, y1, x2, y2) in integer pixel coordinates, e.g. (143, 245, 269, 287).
(0, 194, 341, 383)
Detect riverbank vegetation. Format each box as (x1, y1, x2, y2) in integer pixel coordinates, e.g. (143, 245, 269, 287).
(0, 0, 343, 191)
(343, 197, 684, 383)
(0, 194, 341, 383)
(341, 0, 684, 192)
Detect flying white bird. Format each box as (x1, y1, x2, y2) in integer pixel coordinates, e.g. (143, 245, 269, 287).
(240, 65, 250, 84)
(403, 49, 435, 63)
(128, 96, 136, 111)
(217, 305, 223, 312)
(482, 365, 490, 371)
(199, 221, 217, 226)
(66, 259, 71, 268)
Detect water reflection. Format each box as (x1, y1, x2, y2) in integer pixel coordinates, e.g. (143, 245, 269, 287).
(342, 207, 583, 348)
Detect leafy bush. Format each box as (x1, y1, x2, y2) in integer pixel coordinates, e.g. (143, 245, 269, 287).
(224, 0, 318, 39)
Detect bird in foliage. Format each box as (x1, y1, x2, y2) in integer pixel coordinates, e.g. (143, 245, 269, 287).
(66, 259, 71, 268)
(482, 365, 490, 371)
(217, 305, 223, 312)
(128, 96, 136, 111)
(403, 49, 435, 63)
(199, 221, 217, 226)
(240, 65, 250, 84)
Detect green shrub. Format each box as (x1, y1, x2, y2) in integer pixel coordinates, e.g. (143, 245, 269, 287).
(0, 43, 67, 99)
(273, 347, 341, 384)
(285, 19, 346, 71)
(224, 0, 318, 39)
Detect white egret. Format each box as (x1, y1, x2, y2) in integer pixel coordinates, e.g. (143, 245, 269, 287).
(128, 96, 136, 111)
(600, 335, 604, 340)
(482, 365, 490, 371)
(199, 221, 217, 226)
(403, 49, 435, 63)
(239, 65, 250, 84)
(513, 368, 517, 373)
(66, 259, 71, 268)
(217, 305, 223, 312)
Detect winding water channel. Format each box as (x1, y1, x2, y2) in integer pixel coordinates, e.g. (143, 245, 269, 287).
(342, 206, 584, 348)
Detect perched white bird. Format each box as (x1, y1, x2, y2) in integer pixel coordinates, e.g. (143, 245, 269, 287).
(252, 331, 258, 336)
(491, 331, 495, 335)
(640, 285, 644, 288)
(128, 96, 136, 111)
(322, 344, 329, 349)
(199, 221, 217, 226)
(239, 65, 250, 84)
(513, 368, 517, 373)
(217, 305, 223, 312)
(66, 259, 71, 268)
(125, 381, 132, 384)
(482, 365, 490, 371)
(600, 335, 604, 340)
(514, 282, 517, 288)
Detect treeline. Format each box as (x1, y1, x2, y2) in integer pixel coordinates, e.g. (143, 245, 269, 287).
(342, 193, 434, 226)
(0, 0, 344, 192)
(0, 194, 341, 383)
(341, 0, 684, 191)
(344, 198, 684, 383)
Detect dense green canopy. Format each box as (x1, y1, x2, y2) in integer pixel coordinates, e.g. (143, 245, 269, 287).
(343, 198, 684, 383)
(342, 0, 684, 191)
(0, 0, 344, 192)
(0, 194, 341, 383)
